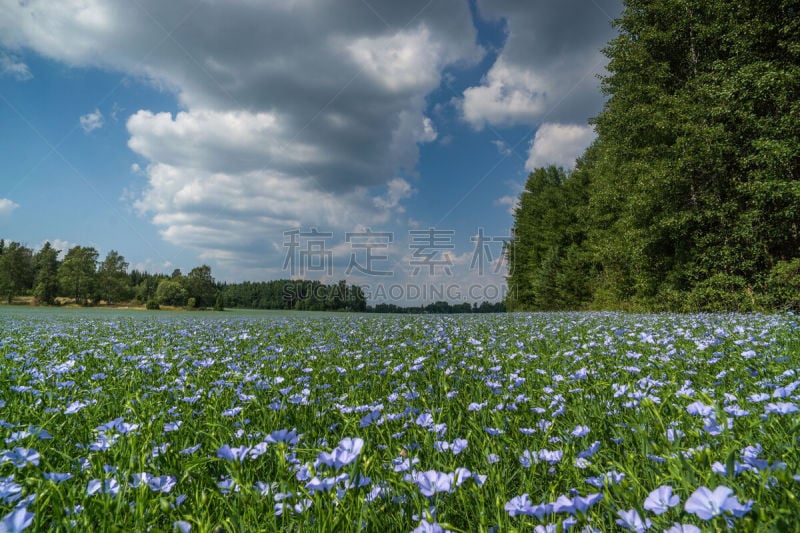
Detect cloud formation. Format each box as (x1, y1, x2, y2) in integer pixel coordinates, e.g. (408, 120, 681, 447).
(0, 0, 485, 266)
(461, 0, 620, 129)
(0, 198, 20, 217)
(0, 52, 31, 80)
(525, 123, 596, 171)
(80, 109, 104, 133)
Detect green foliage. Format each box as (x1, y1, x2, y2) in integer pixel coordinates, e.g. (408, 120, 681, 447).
(766, 259, 800, 310)
(145, 298, 160, 310)
(506, 165, 593, 310)
(186, 297, 197, 309)
(0, 241, 33, 303)
(508, 0, 800, 311)
(685, 274, 755, 312)
(213, 293, 224, 311)
(155, 279, 188, 307)
(97, 250, 130, 304)
(58, 246, 98, 305)
(32, 241, 60, 304)
(186, 265, 216, 307)
(219, 279, 367, 311)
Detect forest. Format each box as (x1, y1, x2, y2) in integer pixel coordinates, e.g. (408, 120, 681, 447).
(506, 0, 800, 312)
(0, 240, 367, 311)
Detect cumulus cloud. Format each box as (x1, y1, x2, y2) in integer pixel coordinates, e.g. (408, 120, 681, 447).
(80, 109, 104, 133)
(525, 123, 596, 171)
(0, 198, 20, 217)
(461, 58, 549, 129)
(373, 178, 416, 212)
(0, 52, 32, 80)
(460, 0, 620, 129)
(0, 0, 483, 265)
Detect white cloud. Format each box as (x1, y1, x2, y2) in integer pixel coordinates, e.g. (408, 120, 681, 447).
(346, 26, 444, 94)
(494, 195, 518, 215)
(460, 0, 620, 128)
(373, 178, 416, 211)
(461, 58, 548, 129)
(491, 139, 512, 156)
(131, 259, 174, 274)
(0, 52, 32, 80)
(0, 198, 19, 217)
(80, 109, 104, 133)
(525, 123, 595, 171)
(418, 117, 437, 143)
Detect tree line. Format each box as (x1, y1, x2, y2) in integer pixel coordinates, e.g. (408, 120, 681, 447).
(0, 239, 223, 308)
(507, 0, 800, 312)
(218, 279, 366, 311)
(0, 240, 365, 311)
(367, 301, 506, 314)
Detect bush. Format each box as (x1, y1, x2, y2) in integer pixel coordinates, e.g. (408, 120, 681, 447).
(155, 279, 187, 307)
(186, 297, 196, 309)
(145, 299, 160, 310)
(766, 259, 800, 310)
(686, 274, 754, 312)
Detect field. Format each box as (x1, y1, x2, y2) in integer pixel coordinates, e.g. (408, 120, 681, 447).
(1, 309, 799, 532)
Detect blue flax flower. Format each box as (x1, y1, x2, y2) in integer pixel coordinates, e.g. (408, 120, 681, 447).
(0, 507, 34, 533)
(616, 509, 651, 532)
(664, 524, 701, 533)
(412, 470, 453, 497)
(685, 486, 751, 520)
(643, 485, 680, 515)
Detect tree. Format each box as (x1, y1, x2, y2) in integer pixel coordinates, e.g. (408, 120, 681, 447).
(0, 241, 33, 303)
(33, 242, 60, 304)
(585, 0, 800, 308)
(97, 250, 130, 304)
(186, 265, 217, 307)
(506, 165, 591, 310)
(130, 270, 165, 303)
(58, 246, 98, 305)
(155, 279, 187, 306)
(508, 0, 800, 311)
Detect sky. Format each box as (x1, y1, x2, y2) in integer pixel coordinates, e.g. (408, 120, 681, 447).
(0, 0, 621, 304)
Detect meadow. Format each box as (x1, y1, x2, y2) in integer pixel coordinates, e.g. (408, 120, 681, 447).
(1, 308, 799, 532)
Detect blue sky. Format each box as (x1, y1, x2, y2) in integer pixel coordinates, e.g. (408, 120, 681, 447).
(0, 0, 620, 304)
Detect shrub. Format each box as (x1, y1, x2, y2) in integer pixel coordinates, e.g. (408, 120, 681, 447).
(686, 274, 754, 312)
(145, 299, 160, 310)
(766, 259, 800, 311)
